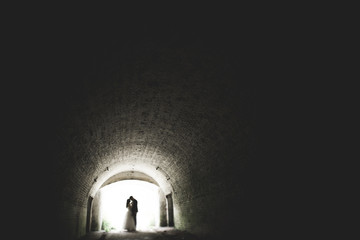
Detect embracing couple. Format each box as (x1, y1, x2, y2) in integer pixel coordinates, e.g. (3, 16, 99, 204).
(123, 196, 138, 232)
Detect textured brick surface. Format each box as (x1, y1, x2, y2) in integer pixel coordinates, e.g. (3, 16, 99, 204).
(43, 14, 256, 240)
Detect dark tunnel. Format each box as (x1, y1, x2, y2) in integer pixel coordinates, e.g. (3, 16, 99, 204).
(15, 8, 263, 240)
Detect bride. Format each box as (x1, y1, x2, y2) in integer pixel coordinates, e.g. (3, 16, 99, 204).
(122, 199, 136, 231)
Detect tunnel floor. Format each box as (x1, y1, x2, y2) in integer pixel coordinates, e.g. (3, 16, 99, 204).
(78, 227, 201, 240)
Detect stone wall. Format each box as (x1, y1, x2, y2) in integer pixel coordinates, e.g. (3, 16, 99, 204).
(43, 13, 255, 240)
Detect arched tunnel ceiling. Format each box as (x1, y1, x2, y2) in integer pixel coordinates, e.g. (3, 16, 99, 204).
(90, 160, 174, 197)
(101, 171, 159, 188)
(18, 10, 259, 240)
(46, 17, 255, 210)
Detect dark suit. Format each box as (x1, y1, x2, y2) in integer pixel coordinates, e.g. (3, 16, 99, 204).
(126, 198, 138, 226)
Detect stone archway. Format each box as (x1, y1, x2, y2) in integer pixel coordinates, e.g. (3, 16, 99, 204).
(88, 170, 174, 231)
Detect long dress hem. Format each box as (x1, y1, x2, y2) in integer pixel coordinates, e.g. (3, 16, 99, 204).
(122, 207, 136, 232)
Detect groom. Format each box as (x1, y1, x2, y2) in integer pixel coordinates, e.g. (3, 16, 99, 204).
(126, 196, 138, 226)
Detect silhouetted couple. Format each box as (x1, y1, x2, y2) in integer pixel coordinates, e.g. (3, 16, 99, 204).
(123, 196, 138, 232)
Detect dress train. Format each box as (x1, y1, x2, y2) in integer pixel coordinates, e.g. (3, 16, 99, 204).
(123, 208, 136, 231)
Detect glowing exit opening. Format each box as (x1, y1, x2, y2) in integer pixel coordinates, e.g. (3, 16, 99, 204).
(100, 180, 160, 231)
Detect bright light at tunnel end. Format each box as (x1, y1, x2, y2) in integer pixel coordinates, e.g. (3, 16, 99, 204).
(100, 180, 160, 231)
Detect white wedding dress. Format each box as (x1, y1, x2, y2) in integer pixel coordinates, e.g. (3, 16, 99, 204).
(123, 205, 136, 231)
